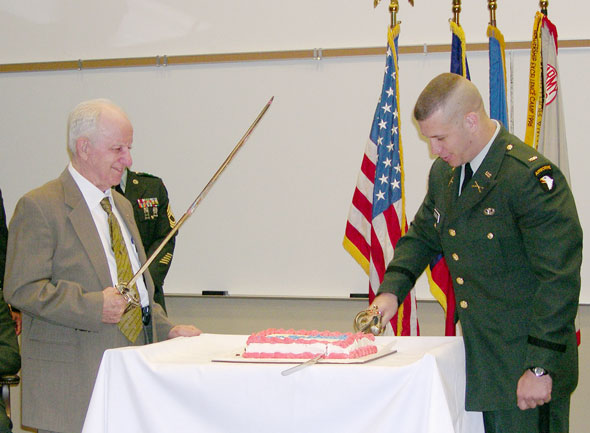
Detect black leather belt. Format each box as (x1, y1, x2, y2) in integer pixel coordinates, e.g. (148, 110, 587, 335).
(141, 306, 151, 326)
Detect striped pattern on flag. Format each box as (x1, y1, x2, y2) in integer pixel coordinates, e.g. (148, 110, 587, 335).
(343, 24, 419, 336)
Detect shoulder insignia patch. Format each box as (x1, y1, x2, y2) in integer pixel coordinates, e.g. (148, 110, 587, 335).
(535, 165, 555, 192)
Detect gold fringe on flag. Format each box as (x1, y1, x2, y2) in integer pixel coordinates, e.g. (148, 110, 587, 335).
(525, 12, 545, 149)
(450, 20, 469, 79)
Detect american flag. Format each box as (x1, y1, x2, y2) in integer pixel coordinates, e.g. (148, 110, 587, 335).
(343, 25, 418, 336)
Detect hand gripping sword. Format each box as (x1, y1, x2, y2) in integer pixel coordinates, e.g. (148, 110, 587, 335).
(116, 96, 274, 307)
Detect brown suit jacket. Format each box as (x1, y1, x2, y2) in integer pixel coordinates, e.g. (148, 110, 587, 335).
(4, 168, 174, 433)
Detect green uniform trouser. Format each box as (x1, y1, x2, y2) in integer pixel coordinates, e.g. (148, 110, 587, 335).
(0, 401, 12, 433)
(483, 397, 570, 433)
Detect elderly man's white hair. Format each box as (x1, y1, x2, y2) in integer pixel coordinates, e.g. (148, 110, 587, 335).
(66, 98, 129, 158)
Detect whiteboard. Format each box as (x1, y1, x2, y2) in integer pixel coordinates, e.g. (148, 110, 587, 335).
(1, 1, 589, 302)
(1, 46, 589, 302)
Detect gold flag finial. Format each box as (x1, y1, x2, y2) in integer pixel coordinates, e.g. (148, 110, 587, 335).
(488, 1, 497, 26)
(374, 0, 414, 7)
(373, 1, 414, 28)
(452, 0, 462, 25)
(540, 1, 548, 15)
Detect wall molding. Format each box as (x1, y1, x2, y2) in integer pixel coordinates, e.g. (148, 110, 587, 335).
(2, 39, 589, 73)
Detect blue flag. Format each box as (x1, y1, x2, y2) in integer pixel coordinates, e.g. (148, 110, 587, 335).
(450, 21, 470, 79)
(488, 24, 508, 127)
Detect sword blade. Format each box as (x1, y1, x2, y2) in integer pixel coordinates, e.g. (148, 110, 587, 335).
(125, 96, 274, 290)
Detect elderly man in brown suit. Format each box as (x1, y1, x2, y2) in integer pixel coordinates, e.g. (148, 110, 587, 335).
(4, 99, 202, 433)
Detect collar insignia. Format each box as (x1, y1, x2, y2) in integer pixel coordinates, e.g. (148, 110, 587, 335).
(471, 181, 484, 193)
(433, 208, 441, 225)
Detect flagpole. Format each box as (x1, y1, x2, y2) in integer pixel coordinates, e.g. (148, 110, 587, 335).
(452, 0, 462, 25)
(389, 0, 398, 28)
(488, 1, 497, 27)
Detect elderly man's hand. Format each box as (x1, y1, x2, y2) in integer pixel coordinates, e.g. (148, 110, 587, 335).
(101, 286, 127, 323)
(168, 325, 202, 339)
(9, 307, 22, 336)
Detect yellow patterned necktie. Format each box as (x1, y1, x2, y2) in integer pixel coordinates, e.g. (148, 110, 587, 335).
(100, 197, 143, 343)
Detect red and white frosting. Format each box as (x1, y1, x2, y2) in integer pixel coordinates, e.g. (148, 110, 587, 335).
(242, 328, 377, 359)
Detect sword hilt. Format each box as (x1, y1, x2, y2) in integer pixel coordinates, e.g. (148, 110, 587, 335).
(353, 305, 385, 336)
(116, 283, 141, 308)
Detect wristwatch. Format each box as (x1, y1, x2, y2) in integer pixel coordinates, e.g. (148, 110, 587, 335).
(530, 366, 547, 377)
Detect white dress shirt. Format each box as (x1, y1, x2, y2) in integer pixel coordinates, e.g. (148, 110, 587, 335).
(460, 120, 501, 194)
(68, 163, 149, 307)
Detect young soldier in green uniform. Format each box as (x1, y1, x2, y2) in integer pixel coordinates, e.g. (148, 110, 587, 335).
(372, 73, 581, 433)
(116, 169, 176, 312)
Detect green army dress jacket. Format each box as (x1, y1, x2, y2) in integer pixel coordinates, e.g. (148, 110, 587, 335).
(0, 291, 20, 433)
(378, 126, 582, 411)
(118, 170, 177, 312)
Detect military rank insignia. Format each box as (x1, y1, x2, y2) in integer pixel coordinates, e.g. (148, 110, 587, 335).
(433, 208, 441, 226)
(159, 252, 173, 265)
(534, 165, 555, 192)
(137, 198, 159, 220)
(167, 204, 176, 228)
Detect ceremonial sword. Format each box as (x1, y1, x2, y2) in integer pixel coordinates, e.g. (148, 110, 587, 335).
(117, 96, 275, 307)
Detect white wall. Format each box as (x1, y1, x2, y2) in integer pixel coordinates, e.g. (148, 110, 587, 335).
(1, 0, 589, 62)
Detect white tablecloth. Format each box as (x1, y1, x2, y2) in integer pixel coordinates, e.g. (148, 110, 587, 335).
(82, 334, 483, 433)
